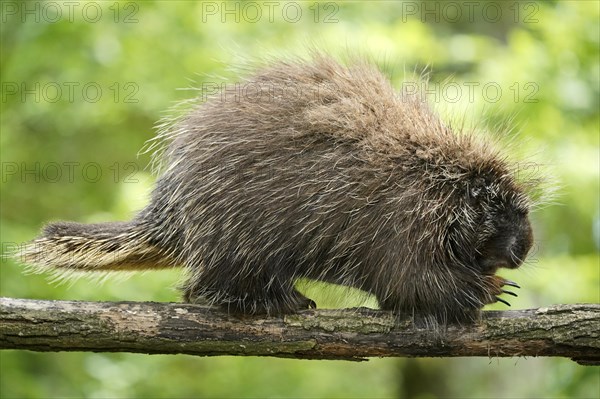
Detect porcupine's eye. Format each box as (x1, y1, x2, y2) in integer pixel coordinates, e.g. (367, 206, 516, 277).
(468, 177, 486, 202)
(470, 186, 482, 198)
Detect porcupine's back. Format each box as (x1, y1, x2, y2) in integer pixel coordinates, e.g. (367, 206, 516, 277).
(143, 54, 524, 319)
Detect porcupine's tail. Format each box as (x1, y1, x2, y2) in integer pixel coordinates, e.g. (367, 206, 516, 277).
(15, 220, 176, 281)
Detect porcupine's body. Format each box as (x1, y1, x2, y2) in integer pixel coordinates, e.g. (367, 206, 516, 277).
(19, 55, 536, 324)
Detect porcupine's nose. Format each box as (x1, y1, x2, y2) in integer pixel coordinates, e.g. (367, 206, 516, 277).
(506, 216, 533, 268)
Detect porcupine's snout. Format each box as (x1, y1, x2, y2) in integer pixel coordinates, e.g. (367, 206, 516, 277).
(479, 212, 534, 274)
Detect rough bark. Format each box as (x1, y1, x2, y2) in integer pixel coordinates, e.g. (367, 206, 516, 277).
(1, 298, 598, 365)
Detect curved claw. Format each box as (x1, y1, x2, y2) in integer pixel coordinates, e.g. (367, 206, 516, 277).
(503, 280, 521, 289)
(495, 297, 511, 306)
(502, 290, 518, 297)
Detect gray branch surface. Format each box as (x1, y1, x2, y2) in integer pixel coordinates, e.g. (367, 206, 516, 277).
(1, 298, 598, 365)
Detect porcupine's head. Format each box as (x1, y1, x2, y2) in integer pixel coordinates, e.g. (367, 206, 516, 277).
(445, 161, 534, 278)
(464, 175, 534, 274)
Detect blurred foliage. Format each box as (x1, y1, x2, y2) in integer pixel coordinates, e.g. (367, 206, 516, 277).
(1, 1, 598, 398)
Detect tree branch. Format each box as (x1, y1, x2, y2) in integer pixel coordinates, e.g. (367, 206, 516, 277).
(1, 298, 598, 365)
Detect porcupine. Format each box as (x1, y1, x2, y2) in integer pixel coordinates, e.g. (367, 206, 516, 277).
(18, 54, 537, 324)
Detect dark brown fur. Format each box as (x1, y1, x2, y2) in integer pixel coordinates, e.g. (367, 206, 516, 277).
(19, 54, 536, 324)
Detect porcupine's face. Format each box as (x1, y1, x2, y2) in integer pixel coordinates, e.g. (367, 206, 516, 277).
(456, 176, 534, 276)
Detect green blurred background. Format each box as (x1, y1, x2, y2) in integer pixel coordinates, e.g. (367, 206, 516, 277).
(1, 1, 598, 398)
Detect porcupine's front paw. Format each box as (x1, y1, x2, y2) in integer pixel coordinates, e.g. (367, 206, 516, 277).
(482, 275, 520, 307)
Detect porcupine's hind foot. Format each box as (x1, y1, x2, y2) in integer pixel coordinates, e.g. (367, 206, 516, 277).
(182, 279, 316, 315)
(290, 288, 317, 310)
(217, 288, 316, 315)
